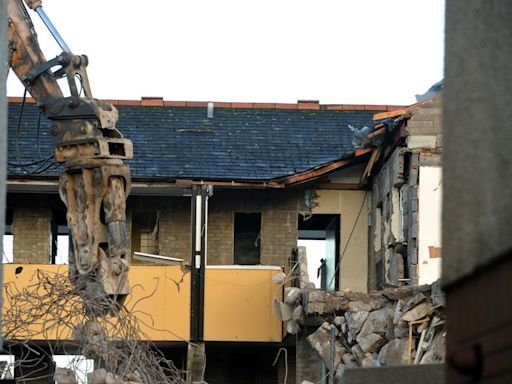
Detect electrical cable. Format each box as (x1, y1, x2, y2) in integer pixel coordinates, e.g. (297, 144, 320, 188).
(14, 89, 28, 165)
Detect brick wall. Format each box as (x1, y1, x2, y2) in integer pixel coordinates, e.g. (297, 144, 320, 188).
(207, 207, 233, 265)
(12, 204, 51, 263)
(207, 189, 301, 269)
(158, 197, 191, 260)
(8, 194, 64, 264)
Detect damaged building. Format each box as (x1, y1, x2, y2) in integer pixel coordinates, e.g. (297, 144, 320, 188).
(4, 97, 398, 383)
(3, 93, 443, 383)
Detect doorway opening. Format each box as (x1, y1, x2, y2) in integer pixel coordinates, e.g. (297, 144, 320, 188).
(298, 214, 340, 291)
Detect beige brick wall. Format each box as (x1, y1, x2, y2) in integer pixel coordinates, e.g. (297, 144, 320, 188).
(158, 197, 191, 260)
(11, 199, 52, 263)
(207, 208, 233, 265)
(8, 189, 302, 270)
(207, 190, 301, 269)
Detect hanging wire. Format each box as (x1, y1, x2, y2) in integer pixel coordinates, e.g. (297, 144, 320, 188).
(14, 89, 28, 165)
(327, 191, 368, 289)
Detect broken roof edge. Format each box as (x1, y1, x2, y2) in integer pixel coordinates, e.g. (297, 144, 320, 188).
(373, 94, 442, 121)
(270, 148, 374, 187)
(7, 96, 406, 112)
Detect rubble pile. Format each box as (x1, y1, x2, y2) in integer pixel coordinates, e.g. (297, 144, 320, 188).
(274, 280, 445, 378)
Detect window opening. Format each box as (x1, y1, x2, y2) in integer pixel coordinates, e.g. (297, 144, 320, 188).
(0, 354, 14, 380)
(52, 355, 94, 383)
(51, 210, 69, 265)
(3, 209, 13, 263)
(234, 213, 261, 265)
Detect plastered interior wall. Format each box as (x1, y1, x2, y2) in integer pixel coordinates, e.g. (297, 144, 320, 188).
(418, 166, 442, 284)
(312, 189, 369, 293)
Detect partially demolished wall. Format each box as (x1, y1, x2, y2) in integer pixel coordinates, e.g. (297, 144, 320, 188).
(370, 96, 442, 288)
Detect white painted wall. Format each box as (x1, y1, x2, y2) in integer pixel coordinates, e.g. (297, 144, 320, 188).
(418, 166, 442, 284)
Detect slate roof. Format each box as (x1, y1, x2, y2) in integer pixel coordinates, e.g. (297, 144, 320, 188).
(7, 101, 380, 182)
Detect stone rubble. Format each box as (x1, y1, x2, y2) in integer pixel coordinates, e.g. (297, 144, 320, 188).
(275, 280, 445, 379)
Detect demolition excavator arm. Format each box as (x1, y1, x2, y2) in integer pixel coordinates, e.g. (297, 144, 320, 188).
(7, 0, 132, 309)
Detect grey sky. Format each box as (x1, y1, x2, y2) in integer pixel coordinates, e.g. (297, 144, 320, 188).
(7, 0, 445, 105)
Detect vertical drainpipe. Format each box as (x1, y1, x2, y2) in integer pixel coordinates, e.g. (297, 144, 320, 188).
(0, 0, 8, 350)
(190, 185, 211, 340)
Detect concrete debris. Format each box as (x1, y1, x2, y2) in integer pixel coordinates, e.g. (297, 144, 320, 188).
(306, 322, 342, 367)
(358, 307, 393, 339)
(273, 298, 293, 321)
(54, 367, 77, 384)
(87, 369, 143, 384)
(334, 315, 345, 328)
(419, 332, 445, 364)
(361, 353, 381, 367)
(344, 311, 369, 343)
(430, 279, 445, 307)
(285, 280, 445, 374)
(341, 352, 358, 367)
(356, 333, 386, 353)
(285, 287, 302, 304)
(287, 319, 300, 335)
(378, 338, 410, 366)
(400, 302, 434, 322)
(401, 293, 427, 314)
(272, 272, 287, 285)
(292, 305, 305, 323)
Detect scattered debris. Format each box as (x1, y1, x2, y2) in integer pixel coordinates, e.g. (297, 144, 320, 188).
(275, 281, 445, 379)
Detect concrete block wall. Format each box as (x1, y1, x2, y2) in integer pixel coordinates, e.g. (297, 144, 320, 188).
(406, 96, 443, 150)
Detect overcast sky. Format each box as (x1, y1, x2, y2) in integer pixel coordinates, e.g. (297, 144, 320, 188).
(7, 0, 445, 105)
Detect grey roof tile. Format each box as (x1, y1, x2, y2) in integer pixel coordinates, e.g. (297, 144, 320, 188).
(7, 103, 375, 181)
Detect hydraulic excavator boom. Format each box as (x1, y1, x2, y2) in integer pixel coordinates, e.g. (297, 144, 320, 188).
(7, 0, 132, 309)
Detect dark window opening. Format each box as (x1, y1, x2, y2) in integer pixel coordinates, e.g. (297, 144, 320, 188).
(234, 213, 261, 265)
(298, 214, 340, 291)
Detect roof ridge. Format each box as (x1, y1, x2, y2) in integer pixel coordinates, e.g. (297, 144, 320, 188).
(7, 96, 405, 112)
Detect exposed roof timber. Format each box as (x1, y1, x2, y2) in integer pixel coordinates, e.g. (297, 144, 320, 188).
(274, 148, 373, 187)
(359, 147, 381, 187)
(373, 95, 441, 121)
